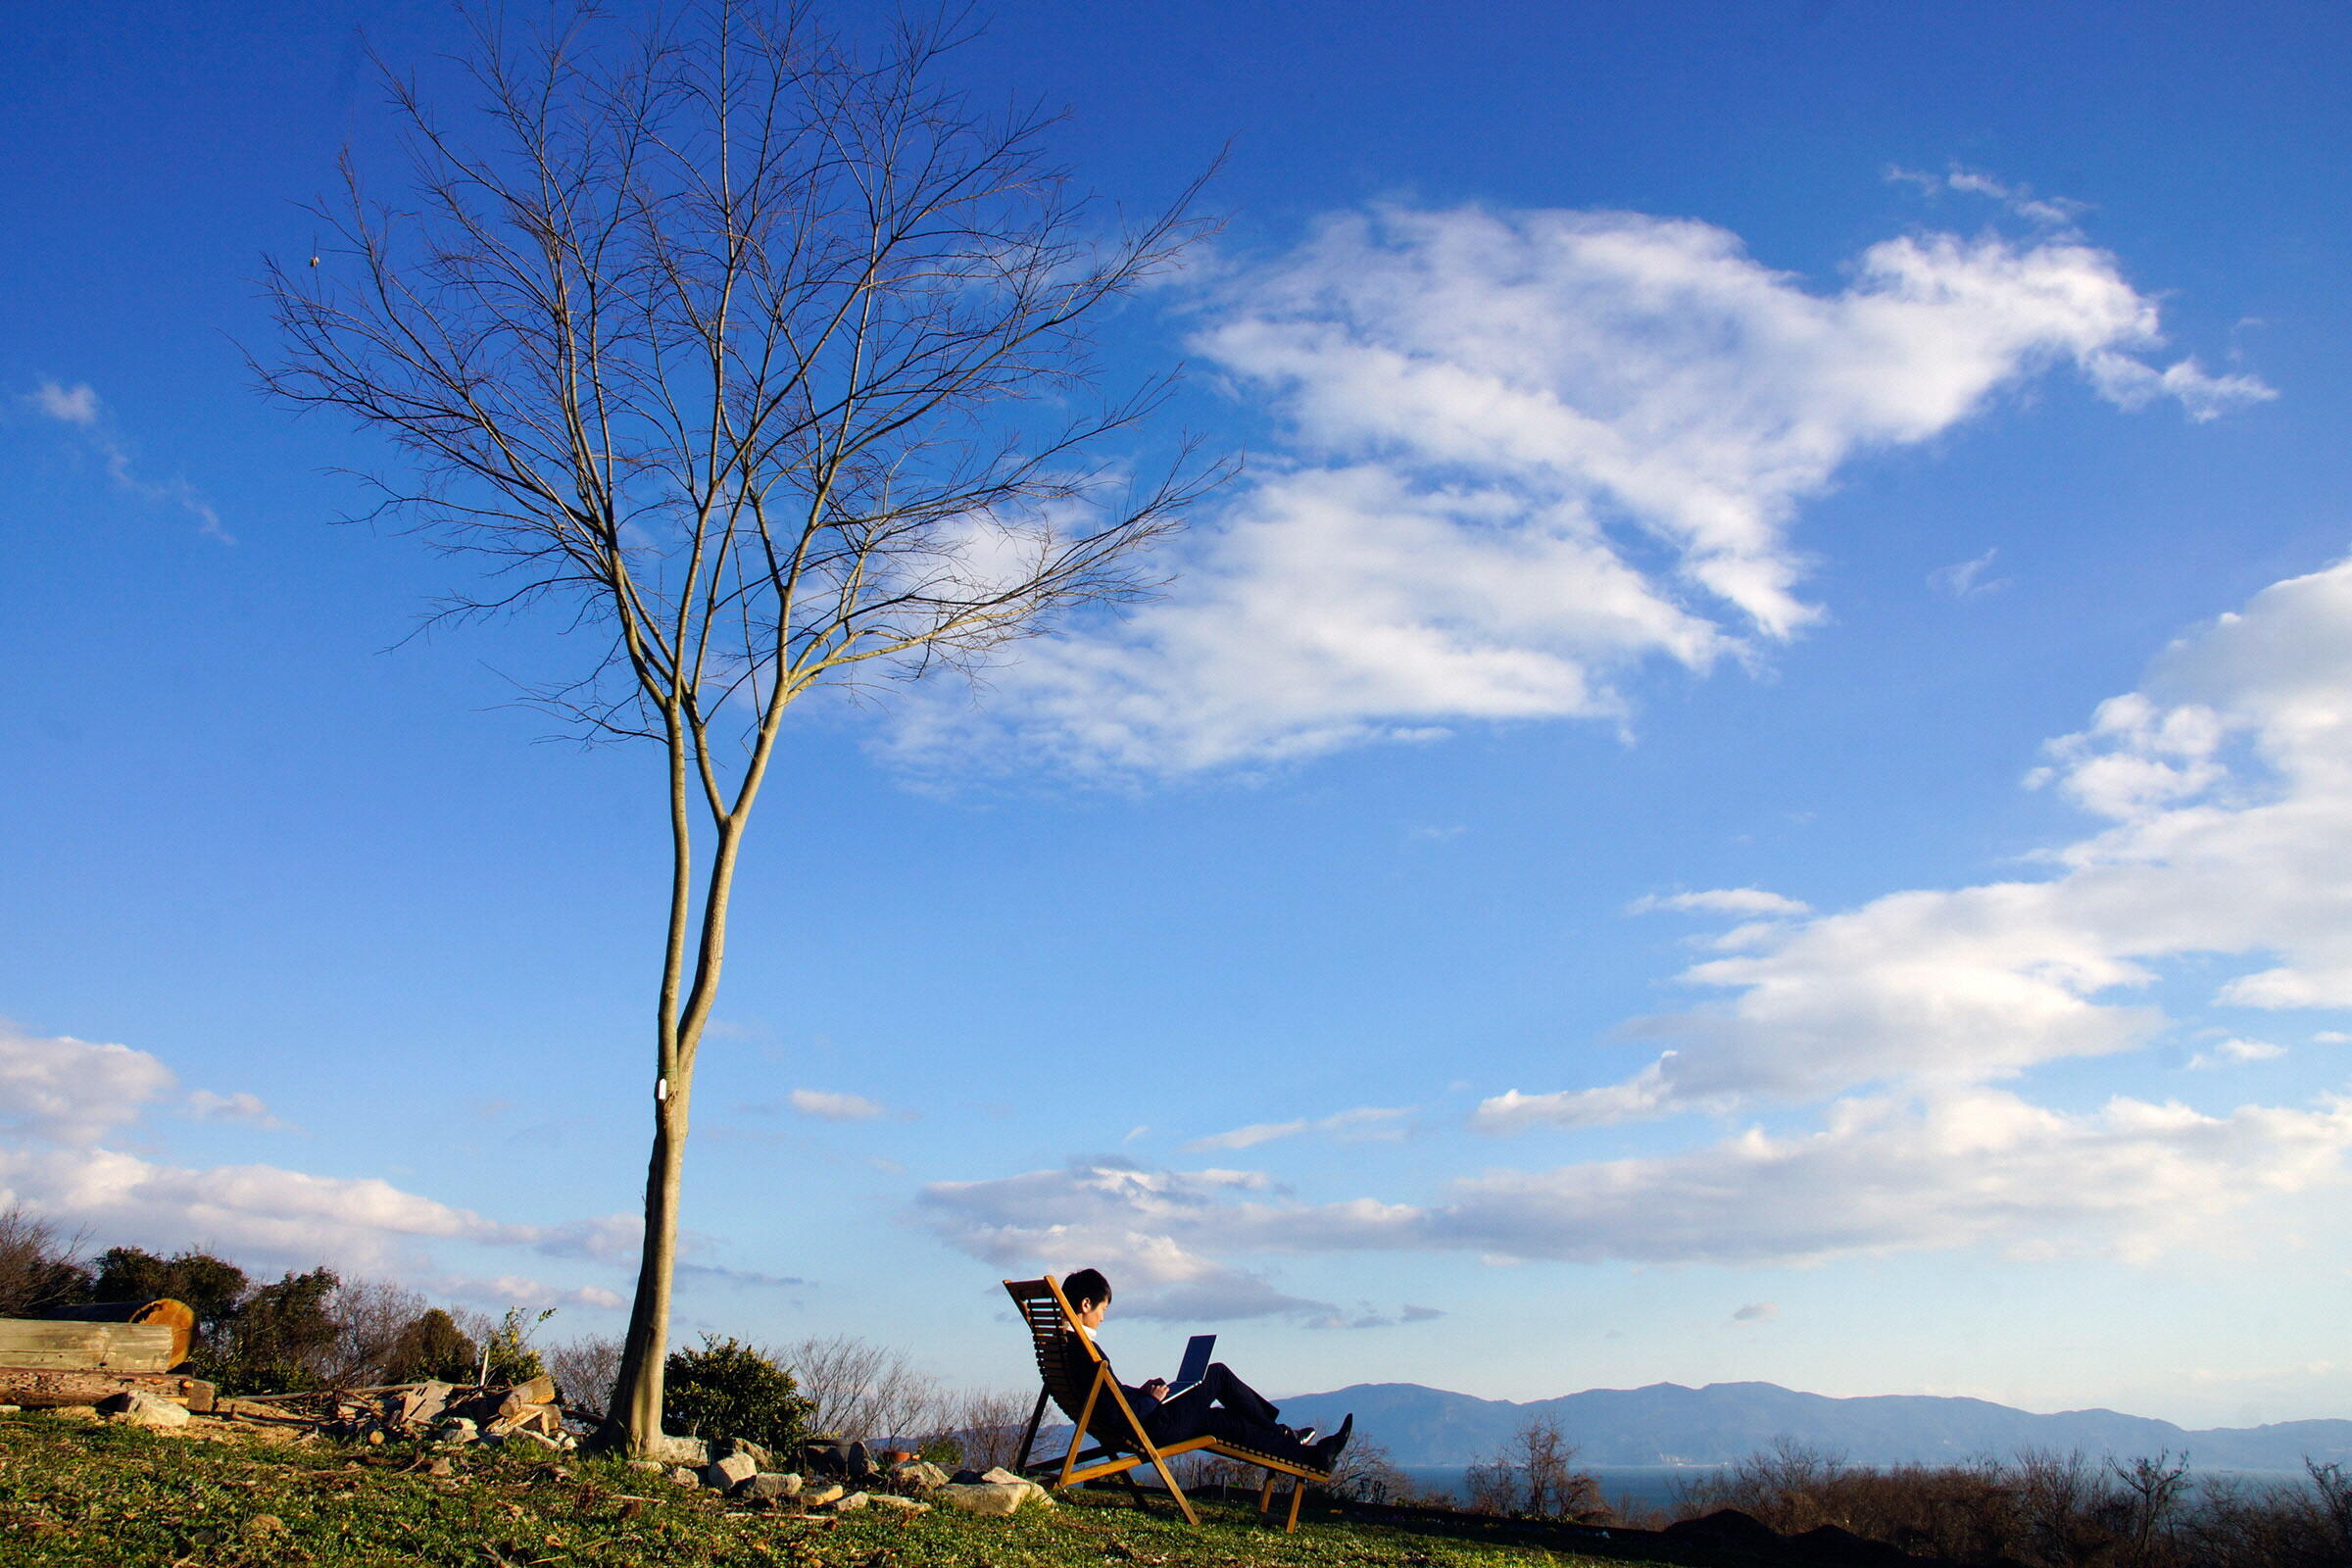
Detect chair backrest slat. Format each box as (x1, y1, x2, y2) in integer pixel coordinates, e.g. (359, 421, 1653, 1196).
(1004, 1275, 1146, 1449)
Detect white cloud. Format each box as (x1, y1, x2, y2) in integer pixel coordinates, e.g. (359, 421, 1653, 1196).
(22, 377, 232, 542)
(429, 1274, 626, 1311)
(28, 378, 101, 425)
(924, 560, 2352, 1280)
(902, 204, 2264, 773)
(0, 1142, 531, 1271)
(1482, 558, 2352, 1131)
(1188, 1118, 1307, 1152)
(0, 1025, 176, 1146)
(1628, 887, 1812, 917)
(1929, 548, 2010, 600)
(788, 1089, 888, 1121)
(1887, 165, 2088, 228)
(1185, 1104, 1409, 1152)
(917, 1159, 1340, 1321)
(183, 1089, 287, 1129)
(2190, 1037, 2286, 1069)
(1733, 1301, 1779, 1322)
(925, 1091, 2352, 1274)
(0, 1020, 641, 1291)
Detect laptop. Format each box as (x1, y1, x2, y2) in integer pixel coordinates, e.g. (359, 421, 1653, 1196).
(1167, 1334, 1216, 1396)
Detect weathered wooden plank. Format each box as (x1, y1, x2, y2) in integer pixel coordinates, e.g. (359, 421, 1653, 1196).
(0, 1368, 215, 1410)
(0, 1319, 177, 1372)
(42, 1299, 196, 1366)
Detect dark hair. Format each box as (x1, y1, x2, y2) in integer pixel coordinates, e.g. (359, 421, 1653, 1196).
(1062, 1268, 1111, 1310)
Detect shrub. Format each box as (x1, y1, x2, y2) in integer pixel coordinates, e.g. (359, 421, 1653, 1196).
(93, 1246, 250, 1348)
(466, 1306, 553, 1385)
(379, 1308, 481, 1385)
(196, 1267, 342, 1393)
(662, 1335, 813, 1450)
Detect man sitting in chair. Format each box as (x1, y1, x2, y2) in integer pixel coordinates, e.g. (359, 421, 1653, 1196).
(1062, 1267, 1352, 1471)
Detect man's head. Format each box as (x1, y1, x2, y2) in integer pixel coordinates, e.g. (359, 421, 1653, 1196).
(1063, 1267, 1111, 1330)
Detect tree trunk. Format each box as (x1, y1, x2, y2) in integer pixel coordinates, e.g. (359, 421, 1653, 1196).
(602, 1085, 689, 1453)
(0, 1368, 215, 1410)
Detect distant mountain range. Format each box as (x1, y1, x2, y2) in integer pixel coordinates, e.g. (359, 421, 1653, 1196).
(1273, 1381, 2352, 1471)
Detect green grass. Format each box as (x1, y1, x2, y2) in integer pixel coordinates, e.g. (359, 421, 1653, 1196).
(0, 1411, 1655, 1568)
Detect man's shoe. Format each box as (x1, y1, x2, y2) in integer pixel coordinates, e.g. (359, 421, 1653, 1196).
(1286, 1425, 1318, 1445)
(1310, 1413, 1353, 1468)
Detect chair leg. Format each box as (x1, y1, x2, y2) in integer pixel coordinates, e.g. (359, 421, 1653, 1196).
(1285, 1478, 1305, 1533)
(1257, 1472, 1276, 1515)
(1013, 1388, 1051, 1474)
(1142, 1448, 1199, 1527)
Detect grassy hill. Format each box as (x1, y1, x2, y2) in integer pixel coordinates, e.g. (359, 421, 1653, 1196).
(0, 1410, 1666, 1568)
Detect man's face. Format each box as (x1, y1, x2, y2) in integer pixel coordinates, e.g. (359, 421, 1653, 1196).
(1074, 1297, 1107, 1331)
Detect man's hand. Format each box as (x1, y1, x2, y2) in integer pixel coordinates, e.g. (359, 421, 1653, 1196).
(1142, 1379, 1170, 1399)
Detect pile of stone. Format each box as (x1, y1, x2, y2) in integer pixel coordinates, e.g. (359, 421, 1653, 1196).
(239, 1375, 577, 1452)
(631, 1439, 1055, 1518)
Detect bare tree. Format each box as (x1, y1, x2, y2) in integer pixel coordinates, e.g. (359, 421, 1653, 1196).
(934, 1384, 1033, 1471)
(548, 1333, 625, 1419)
(259, 1, 1219, 1453)
(319, 1278, 430, 1386)
(784, 1332, 949, 1443)
(1466, 1413, 1603, 1521)
(0, 1206, 89, 1317)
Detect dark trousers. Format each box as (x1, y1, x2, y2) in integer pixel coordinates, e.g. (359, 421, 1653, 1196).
(1140, 1362, 1312, 1464)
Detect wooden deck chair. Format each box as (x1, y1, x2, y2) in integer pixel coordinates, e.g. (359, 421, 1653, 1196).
(1003, 1275, 1330, 1533)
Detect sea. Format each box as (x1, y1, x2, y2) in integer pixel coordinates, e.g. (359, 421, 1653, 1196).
(1395, 1463, 2327, 1517)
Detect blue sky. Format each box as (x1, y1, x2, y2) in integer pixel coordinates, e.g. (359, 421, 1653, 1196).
(5, 0, 2352, 1432)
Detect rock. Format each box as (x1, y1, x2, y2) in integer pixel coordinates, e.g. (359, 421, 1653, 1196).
(935, 1481, 1051, 1516)
(434, 1417, 479, 1446)
(509, 1429, 564, 1452)
(245, 1514, 287, 1537)
(715, 1437, 771, 1471)
(866, 1494, 930, 1513)
(737, 1472, 802, 1502)
(97, 1392, 191, 1429)
(667, 1466, 702, 1488)
(980, 1466, 1024, 1486)
(799, 1482, 845, 1508)
(0, 1404, 20, 1414)
(1665, 1508, 1783, 1552)
(642, 1434, 712, 1467)
(386, 1381, 452, 1432)
(829, 1491, 870, 1512)
(427, 1457, 455, 1478)
(891, 1460, 950, 1494)
(802, 1438, 873, 1479)
(626, 1459, 665, 1473)
(1790, 1524, 1909, 1564)
(706, 1452, 760, 1491)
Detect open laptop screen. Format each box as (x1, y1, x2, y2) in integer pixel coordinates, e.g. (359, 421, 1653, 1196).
(1170, 1334, 1215, 1394)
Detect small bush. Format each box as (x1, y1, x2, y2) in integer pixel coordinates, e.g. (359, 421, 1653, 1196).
(662, 1335, 813, 1451)
(380, 1308, 481, 1385)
